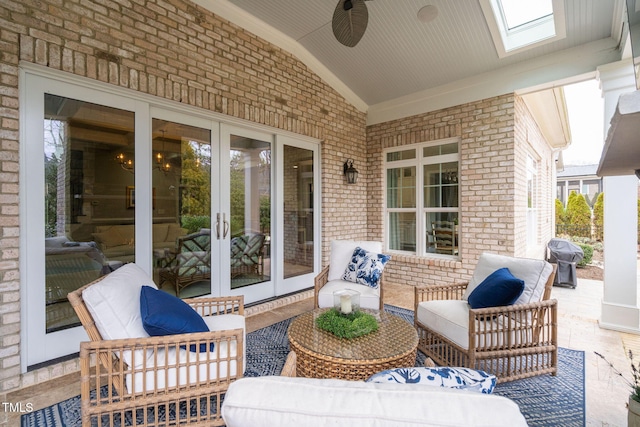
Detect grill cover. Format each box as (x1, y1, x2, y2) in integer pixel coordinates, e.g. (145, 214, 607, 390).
(547, 238, 584, 288)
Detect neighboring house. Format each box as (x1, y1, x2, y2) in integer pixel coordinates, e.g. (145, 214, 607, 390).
(0, 0, 632, 402)
(556, 164, 603, 207)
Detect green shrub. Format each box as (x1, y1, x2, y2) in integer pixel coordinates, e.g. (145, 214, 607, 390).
(593, 192, 604, 241)
(181, 215, 211, 234)
(576, 243, 593, 267)
(566, 192, 592, 238)
(555, 198, 566, 226)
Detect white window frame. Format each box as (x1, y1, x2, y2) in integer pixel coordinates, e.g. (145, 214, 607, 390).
(479, 0, 566, 58)
(526, 154, 539, 247)
(384, 137, 460, 259)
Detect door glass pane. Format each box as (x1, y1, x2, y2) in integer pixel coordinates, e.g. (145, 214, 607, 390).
(153, 119, 211, 299)
(230, 135, 271, 289)
(283, 145, 314, 278)
(388, 212, 416, 252)
(44, 94, 134, 333)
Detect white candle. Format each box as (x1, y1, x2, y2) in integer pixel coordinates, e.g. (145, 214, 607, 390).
(340, 294, 352, 314)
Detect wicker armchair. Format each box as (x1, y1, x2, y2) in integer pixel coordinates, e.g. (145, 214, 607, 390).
(159, 229, 211, 297)
(68, 263, 244, 427)
(414, 253, 558, 383)
(230, 233, 265, 278)
(314, 240, 387, 311)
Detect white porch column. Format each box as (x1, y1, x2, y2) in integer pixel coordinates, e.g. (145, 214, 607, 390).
(596, 60, 640, 333)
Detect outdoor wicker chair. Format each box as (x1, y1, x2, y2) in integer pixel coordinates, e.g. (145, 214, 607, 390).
(414, 252, 558, 383)
(314, 240, 388, 311)
(68, 263, 245, 427)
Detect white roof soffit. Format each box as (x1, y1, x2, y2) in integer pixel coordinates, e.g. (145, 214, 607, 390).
(597, 89, 640, 176)
(521, 87, 571, 150)
(193, 0, 620, 126)
(367, 37, 620, 125)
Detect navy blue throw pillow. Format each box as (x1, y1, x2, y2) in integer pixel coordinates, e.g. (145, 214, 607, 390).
(140, 286, 213, 352)
(467, 268, 525, 309)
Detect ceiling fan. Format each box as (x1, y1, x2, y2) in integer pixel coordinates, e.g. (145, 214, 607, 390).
(332, 0, 373, 47)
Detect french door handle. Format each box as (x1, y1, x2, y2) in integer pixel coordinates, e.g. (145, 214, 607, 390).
(223, 213, 230, 238)
(216, 213, 221, 239)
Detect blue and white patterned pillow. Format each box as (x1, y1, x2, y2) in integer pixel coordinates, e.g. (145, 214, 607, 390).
(342, 247, 391, 289)
(366, 367, 497, 394)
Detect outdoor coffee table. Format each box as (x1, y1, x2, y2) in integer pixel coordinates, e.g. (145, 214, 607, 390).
(287, 308, 418, 380)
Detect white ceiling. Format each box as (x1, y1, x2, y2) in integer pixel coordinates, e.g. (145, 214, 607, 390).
(196, 0, 626, 124)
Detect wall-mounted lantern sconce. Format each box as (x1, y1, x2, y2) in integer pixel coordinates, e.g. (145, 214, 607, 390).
(343, 159, 359, 184)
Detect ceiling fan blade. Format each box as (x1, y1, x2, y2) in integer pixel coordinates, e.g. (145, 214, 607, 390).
(332, 0, 369, 47)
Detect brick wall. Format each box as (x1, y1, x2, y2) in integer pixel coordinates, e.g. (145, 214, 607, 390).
(0, 0, 368, 395)
(367, 94, 554, 287)
(366, 96, 517, 286)
(514, 95, 555, 259)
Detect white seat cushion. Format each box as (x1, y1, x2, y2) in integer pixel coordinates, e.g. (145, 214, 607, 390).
(221, 376, 527, 427)
(417, 300, 470, 349)
(327, 240, 383, 282)
(204, 314, 246, 372)
(463, 252, 553, 304)
(82, 263, 157, 341)
(417, 300, 530, 350)
(126, 340, 240, 393)
(317, 280, 380, 310)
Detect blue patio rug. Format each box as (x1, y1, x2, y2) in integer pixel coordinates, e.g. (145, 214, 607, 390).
(22, 304, 585, 427)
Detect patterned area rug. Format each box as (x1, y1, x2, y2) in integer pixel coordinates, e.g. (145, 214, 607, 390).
(22, 305, 585, 427)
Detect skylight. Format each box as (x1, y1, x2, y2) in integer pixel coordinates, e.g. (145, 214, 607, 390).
(499, 0, 553, 30)
(480, 0, 566, 58)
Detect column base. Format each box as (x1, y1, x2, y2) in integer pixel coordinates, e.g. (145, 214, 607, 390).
(600, 300, 640, 334)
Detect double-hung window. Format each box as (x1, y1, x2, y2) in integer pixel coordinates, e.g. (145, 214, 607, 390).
(385, 138, 460, 258)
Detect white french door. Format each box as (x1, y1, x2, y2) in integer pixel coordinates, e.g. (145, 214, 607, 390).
(219, 125, 275, 303)
(21, 67, 320, 368)
(275, 135, 321, 295)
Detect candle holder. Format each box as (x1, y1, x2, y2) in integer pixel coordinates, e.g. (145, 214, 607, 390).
(333, 289, 360, 315)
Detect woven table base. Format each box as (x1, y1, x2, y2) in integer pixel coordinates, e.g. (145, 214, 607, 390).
(288, 309, 418, 381)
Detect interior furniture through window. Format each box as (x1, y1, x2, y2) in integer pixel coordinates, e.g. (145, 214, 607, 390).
(159, 229, 212, 297)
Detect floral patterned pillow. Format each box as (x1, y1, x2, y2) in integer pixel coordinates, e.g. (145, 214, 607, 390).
(342, 247, 391, 289)
(366, 367, 497, 394)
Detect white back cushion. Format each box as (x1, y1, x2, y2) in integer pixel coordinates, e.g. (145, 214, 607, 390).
(463, 252, 553, 304)
(83, 263, 157, 341)
(327, 240, 383, 282)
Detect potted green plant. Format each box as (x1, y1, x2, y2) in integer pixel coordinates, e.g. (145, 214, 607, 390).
(595, 350, 640, 426)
